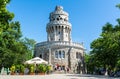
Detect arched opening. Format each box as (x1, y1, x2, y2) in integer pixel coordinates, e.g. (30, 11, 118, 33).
(57, 18, 59, 21)
(60, 17, 62, 20)
(62, 51, 65, 58)
(39, 54, 42, 58)
(59, 51, 61, 58)
(55, 51, 58, 58)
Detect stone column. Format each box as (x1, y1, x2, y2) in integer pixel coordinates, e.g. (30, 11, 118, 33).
(80, 64, 83, 74)
(48, 48, 51, 64)
(63, 26, 65, 41)
(54, 26, 56, 41)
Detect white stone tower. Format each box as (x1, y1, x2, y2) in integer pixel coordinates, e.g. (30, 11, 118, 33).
(46, 6, 72, 42)
(34, 6, 85, 74)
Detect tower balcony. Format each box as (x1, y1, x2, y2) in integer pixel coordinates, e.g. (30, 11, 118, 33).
(36, 41, 84, 49)
(47, 21, 71, 27)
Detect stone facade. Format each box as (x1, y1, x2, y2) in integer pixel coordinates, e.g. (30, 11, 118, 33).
(34, 6, 85, 73)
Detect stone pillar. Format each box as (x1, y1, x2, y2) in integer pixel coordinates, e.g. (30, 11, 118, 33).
(54, 26, 56, 41)
(63, 27, 65, 41)
(48, 48, 51, 64)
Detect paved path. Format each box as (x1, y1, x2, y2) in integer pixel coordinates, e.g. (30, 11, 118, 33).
(0, 74, 119, 79)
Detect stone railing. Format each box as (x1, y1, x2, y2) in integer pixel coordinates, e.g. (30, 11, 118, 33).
(36, 41, 83, 49)
(47, 21, 71, 27)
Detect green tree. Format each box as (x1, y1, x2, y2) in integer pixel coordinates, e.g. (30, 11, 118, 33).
(116, 4, 120, 9)
(20, 37, 36, 60)
(90, 21, 120, 71)
(0, 0, 23, 67)
(0, 0, 36, 67)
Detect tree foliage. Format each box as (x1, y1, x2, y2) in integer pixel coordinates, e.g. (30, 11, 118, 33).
(20, 37, 36, 60)
(0, 0, 36, 68)
(90, 21, 120, 70)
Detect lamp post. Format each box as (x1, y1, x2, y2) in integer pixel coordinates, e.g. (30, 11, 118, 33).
(80, 63, 83, 74)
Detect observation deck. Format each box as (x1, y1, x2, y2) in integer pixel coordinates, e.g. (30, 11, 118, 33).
(36, 41, 84, 49)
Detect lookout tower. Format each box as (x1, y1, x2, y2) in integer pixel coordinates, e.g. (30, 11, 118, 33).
(46, 6, 72, 42)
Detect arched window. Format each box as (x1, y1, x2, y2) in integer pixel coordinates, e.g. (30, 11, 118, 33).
(55, 51, 58, 58)
(39, 54, 42, 58)
(57, 18, 59, 21)
(59, 51, 61, 58)
(60, 18, 62, 20)
(62, 51, 65, 58)
(65, 27, 67, 33)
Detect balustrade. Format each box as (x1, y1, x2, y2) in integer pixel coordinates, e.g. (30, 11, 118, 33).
(36, 41, 83, 49)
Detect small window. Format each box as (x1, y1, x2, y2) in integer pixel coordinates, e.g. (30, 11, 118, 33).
(39, 54, 42, 58)
(59, 51, 61, 58)
(59, 39, 60, 41)
(64, 19, 66, 21)
(62, 51, 65, 58)
(55, 51, 58, 58)
(58, 32, 60, 34)
(57, 18, 59, 21)
(76, 52, 78, 59)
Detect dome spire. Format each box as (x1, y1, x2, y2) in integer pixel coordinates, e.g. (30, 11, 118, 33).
(55, 6, 63, 11)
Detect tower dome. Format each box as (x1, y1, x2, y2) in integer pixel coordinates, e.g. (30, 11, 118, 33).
(46, 6, 72, 42)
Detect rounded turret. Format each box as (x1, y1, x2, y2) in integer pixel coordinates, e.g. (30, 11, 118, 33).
(46, 6, 72, 42)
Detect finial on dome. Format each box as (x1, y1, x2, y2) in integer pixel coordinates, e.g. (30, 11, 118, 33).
(55, 6, 63, 11)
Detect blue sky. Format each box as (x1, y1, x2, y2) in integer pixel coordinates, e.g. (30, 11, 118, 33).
(8, 0, 120, 52)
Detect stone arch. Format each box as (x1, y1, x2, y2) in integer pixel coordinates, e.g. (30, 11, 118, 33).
(39, 53, 42, 58)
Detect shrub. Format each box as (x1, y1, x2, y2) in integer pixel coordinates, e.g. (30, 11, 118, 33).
(20, 64, 25, 73)
(29, 64, 34, 73)
(38, 64, 47, 73)
(10, 65, 15, 73)
(46, 65, 51, 71)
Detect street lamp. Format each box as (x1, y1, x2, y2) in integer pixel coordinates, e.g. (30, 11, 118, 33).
(80, 63, 83, 74)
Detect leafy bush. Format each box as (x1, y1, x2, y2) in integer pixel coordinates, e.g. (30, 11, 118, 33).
(38, 64, 47, 73)
(10, 65, 15, 73)
(46, 65, 51, 71)
(20, 64, 25, 73)
(29, 64, 34, 73)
